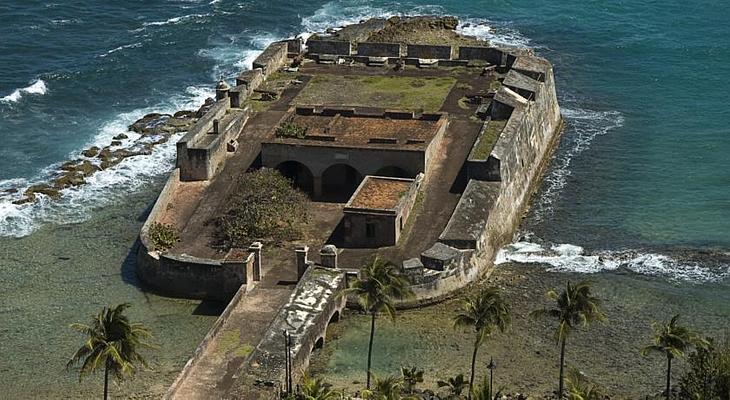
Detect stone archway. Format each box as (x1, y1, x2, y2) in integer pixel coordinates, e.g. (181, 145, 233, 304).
(321, 163, 362, 202)
(275, 161, 314, 196)
(374, 165, 411, 179)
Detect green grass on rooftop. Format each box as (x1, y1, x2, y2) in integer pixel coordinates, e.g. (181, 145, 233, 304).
(294, 74, 456, 112)
(471, 119, 508, 160)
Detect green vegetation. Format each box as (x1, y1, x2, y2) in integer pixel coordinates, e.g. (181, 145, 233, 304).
(276, 118, 308, 138)
(217, 330, 254, 358)
(564, 368, 605, 400)
(344, 257, 414, 389)
(400, 366, 424, 394)
(298, 375, 342, 400)
(452, 287, 510, 400)
(148, 222, 179, 252)
(295, 74, 456, 112)
(679, 335, 730, 399)
(437, 374, 468, 397)
(642, 314, 708, 400)
(364, 375, 411, 400)
(67, 304, 154, 400)
(457, 96, 471, 110)
(214, 168, 309, 249)
(531, 280, 606, 399)
(471, 120, 507, 160)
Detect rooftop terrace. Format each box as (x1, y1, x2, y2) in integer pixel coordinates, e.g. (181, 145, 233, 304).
(347, 176, 413, 210)
(268, 107, 446, 149)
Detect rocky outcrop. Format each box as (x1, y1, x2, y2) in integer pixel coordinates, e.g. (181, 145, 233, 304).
(11, 98, 215, 205)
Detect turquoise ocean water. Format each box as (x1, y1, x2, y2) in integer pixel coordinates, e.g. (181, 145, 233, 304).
(0, 0, 728, 397)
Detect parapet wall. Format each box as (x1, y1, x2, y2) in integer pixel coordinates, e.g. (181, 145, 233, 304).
(226, 267, 347, 399)
(458, 46, 507, 66)
(252, 41, 288, 76)
(176, 100, 250, 182)
(357, 42, 402, 57)
(397, 52, 562, 307)
(307, 39, 352, 56)
(137, 168, 260, 301)
(407, 44, 453, 60)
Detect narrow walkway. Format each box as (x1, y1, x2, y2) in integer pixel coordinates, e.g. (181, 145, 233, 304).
(169, 262, 298, 400)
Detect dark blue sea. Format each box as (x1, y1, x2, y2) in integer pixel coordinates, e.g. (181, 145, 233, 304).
(0, 0, 728, 397)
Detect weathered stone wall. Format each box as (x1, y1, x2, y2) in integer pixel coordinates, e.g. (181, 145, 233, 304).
(252, 42, 288, 76)
(235, 68, 264, 93)
(458, 46, 506, 66)
(342, 175, 421, 247)
(136, 169, 256, 301)
(226, 267, 347, 400)
(397, 53, 562, 307)
(176, 105, 250, 182)
(263, 142, 425, 179)
(163, 280, 252, 399)
(307, 39, 352, 56)
(357, 42, 402, 57)
(407, 44, 453, 60)
(466, 119, 503, 181)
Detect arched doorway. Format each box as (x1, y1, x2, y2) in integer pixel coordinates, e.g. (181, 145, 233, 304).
(374, 165, 411, 178)
(321, 163, 362, 202)
(275, 161, 314, 195)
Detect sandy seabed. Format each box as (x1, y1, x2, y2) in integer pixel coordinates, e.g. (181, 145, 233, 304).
(309, 263, 730, 399)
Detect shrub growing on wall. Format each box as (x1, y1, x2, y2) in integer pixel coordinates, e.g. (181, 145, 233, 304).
(275, 118, 308, 139)
(214, 168, 309, 249)
(148, 222, 179, 251)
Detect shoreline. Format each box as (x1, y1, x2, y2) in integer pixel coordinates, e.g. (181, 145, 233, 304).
(308, 262, 730, 398)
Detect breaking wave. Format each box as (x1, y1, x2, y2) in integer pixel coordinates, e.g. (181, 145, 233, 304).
(1, 79, 48, 103)
(142, 13, 211, 27)
(496, 241, 730, 283)
(0, 85, 213, 238)
(530, 106, 625, 223)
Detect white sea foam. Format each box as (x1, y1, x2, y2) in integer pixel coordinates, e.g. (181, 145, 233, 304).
(1, 79, 48, 103)
(100, 42, 143, 58)
(0, 85, 213, 238)
(496, 241, 730, 283)
(143, 13, 210, 27)
(530, 106, 625, 222)
(457, 18, 531, 48)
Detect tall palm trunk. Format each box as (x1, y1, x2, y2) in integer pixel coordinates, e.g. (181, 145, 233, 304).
(558, 336, 567, 399)
(103, 360, 110, 400)
(367, 312, 376, 389)
(468, 337, 480, 400)
(665, 355, 672, 400)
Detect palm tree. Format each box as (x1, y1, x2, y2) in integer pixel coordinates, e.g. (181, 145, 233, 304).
(67, 303, 154, 400)
(472, 375, 502, 400)
(564, 368, 604, 400)
(437, 373, 469, 398)
(400, 366, 424, 394)
(299, 375, 341, 400)
(453, 287, 511, 400)
(641, 314, 707, 400)
(369, 375, 407, 400)
(530, 280, 606, 399)
(344, 256, 413, 389)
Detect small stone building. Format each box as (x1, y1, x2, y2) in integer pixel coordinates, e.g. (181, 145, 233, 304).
(342, 175, 421, 248)
(261, 106, 447, 202)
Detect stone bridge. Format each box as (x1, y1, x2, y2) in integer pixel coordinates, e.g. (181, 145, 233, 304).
(165, 263, 347, 400)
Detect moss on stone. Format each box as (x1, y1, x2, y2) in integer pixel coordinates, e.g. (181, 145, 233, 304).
(471, 119, 507, 160)
(295, 74, 456, 112)
(217, 330, 254, 358)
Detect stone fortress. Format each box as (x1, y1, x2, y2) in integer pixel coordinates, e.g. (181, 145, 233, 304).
(135, 16, 562, 399)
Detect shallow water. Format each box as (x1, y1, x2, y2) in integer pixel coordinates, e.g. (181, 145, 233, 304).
(0, 180, 217, 398)
(1, 0, 729, 397)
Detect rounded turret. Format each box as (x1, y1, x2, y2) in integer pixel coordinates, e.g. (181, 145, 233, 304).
(215, 79, 230, 100)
